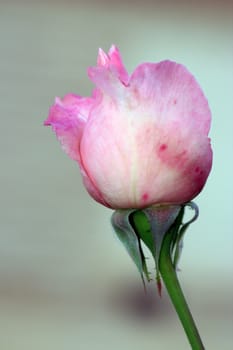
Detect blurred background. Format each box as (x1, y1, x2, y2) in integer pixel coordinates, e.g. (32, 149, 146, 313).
(0, 0, 232, 349)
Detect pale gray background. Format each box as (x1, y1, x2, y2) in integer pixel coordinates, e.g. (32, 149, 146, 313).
(0, 0, 233, 349)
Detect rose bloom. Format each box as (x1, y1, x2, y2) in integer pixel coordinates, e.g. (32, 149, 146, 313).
(44, 45, 212, 209)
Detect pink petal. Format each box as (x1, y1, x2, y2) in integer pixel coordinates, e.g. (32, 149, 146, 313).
(79, 164, 111, 208)
(88, 45, 129, 98)
(44, 94, 92, 162)
(45, 47, 212, 209)
(128, 61, 211, 134)
(80, 60, 212, 208)
(97, 45, 129, 84)
(80, 98, 147, 208)
(123, 61, 213, 205)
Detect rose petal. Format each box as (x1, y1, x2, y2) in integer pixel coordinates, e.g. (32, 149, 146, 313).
(88, 45, 129, 98)
(45, 47, 212, 209)
(128, 61, 211, 134)
(44, 94, 92, 162)
(80, 60, 212, 208)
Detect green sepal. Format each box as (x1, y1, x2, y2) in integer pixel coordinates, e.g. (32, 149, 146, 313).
(131, 205, 182, 290)
(142, 205, 181, 271)
(111, 202, 199, 293)
(129, 210, 154, 254)
(172, 202, 199, 269)
(111, 209, 151, 285)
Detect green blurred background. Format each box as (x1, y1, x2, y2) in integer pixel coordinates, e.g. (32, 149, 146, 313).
(0, 0, 232, 349)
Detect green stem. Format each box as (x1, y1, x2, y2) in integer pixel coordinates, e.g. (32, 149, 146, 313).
(159, 229, 205, 350)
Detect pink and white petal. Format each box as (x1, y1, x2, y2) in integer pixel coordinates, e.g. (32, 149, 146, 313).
(128, 61, 211, 135)
(97, 45, 129, 85)
(88, 66, 126, 99)
(58, 93, 93, 121)
(133, 121, 212, 207)
(81, 77, 212, 208)
(80, 101, 138, 208)
(126, 61, 213, 205)
(88, 46, 129, 98)
(79, 165, 112, 208)
(44, 95, 91, 162)
(107, 45, 129, 84)
(97, 48, 109, 66)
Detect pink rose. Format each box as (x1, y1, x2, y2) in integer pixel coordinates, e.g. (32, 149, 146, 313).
(44, 45, 212, 209)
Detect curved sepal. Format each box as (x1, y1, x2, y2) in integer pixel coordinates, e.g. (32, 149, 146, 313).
(111, 210, 151, 286)
(142, 205, 181, 268)
(111, 202, 199, 295)
(132, 205, 182, 293)
(172, 202, 199, 269)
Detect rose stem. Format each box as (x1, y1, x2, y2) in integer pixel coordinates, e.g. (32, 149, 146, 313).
(159, 228, 205, 350)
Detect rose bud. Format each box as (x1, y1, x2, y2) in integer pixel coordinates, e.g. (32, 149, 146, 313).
(44, 45, 212, 209)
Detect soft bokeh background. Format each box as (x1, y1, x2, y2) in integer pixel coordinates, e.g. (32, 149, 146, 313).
(0, 0, 232, 349)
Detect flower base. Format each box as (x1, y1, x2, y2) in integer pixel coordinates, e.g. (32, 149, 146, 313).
(112, 202, 204, 349)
